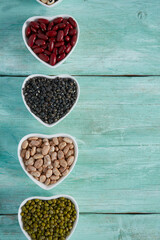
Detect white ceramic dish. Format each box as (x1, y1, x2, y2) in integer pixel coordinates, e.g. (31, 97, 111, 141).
(18, 195, 79, 240)
(22, 74, 80, 128)
(18, 133, 78, 190)
(22, 15, 79, 68)
(36, 0, 63, 8)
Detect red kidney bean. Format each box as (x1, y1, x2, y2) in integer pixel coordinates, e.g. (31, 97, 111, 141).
(57, 30, 64, 42)
(71, 35, 77, 46)
(65, 44, 72, 54)
(26, 26, 31, 37)
(42, 44, 47, 49)
(63, 19, 68, 24)
(59, 46, 66, 54)
(50, 53, 57, 66)
(32, 45, 38, 49)
(38, 18, 49, 24)
(67, 23, 73, 30)
(68, 17, 77, 28)
(46, 31, 57, 37)
(38, 29, 43, 34)
(57, 53, 66, 62)
(39, 53, 49, 62)
(53, 25, 59, 31)
(65, 36, 70, 42)
(49, 37, 56, 42)
(48, 40, 54, 52)
(31, 27, 37, 33)
(28, 34, 36, 48)
(33, 47, 44, 54)
(37, 33, 48, 41)
(64, 26, 69, 36)
(53, 48, 58, 55)
(35, 39, 46, 46)
(54, 17, 63, 24)
(58, 23, 66, 29)
(30, 21, 39, 29)
(69, 29, 77, 36)
(44, 50, 51, 56)
(55, 41, 64, 48)
(48, 21, 54, 31)
(40, 23, 47, 32)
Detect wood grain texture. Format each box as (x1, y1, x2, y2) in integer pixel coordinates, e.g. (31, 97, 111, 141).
(1, 1, 160, 238)
(0, 0, 160, 75)
(1, 214, 160, 240)
(1, 76, 160, 215)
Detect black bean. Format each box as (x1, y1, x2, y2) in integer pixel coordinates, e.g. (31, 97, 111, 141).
(23, 77, 78, 125)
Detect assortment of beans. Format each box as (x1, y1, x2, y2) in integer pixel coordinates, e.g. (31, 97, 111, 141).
(23, 76, 78, 125)
(26, 17, 78, 66)
(21, 136, 75, 186)
(19, 3, 79, 239)
(21, 197, 77, 240)
(40, 0, 58, 5)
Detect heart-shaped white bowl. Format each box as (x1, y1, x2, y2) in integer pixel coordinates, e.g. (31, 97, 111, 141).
(18, 195, 79, 240)
(22, 74, 80, 128)
(22, 15, 79, 68)
(36, 0, 63, 8)
(18, 133, 78, 190)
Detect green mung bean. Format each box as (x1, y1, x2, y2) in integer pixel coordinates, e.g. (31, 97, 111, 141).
(21, 198, 77, 240)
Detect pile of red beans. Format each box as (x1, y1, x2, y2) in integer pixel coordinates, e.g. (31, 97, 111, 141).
(26, 17, 78, 66)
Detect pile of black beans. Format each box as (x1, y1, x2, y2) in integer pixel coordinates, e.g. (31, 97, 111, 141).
(23, 76, 78, 125)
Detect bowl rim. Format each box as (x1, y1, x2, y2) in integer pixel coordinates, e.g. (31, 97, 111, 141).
(36, 0, 63, 8)
(18, 194, 79, 240)
(22, 15, 80, 68)
(17, 133, 78, 190)
(21, 74, 80, 128)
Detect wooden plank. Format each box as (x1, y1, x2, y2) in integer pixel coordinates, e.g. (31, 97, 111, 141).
(0, 0, 160, 75)
(1, 76, 160, 214)
(1, 214, 160, 240)
(1, 143, 160, 214)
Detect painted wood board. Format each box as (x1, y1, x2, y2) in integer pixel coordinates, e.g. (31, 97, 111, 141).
(1, 214, 160, 240)
(1, 0, 160, 237)
(0, 0, 160, 75)
(1, 76, 160, 215)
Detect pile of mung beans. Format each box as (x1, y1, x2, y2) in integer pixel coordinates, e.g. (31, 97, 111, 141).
(21, 136, 75, 186)
(21, 197, 77, 240)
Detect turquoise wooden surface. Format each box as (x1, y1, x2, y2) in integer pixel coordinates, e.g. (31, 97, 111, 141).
(1, 214, 160, 240)
(1, 0, 160, 239)
(1, 0, 160, 75)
